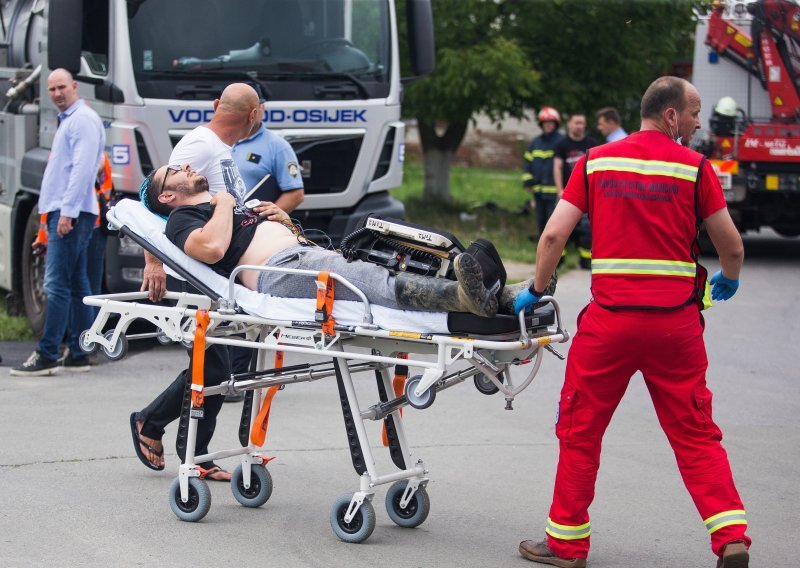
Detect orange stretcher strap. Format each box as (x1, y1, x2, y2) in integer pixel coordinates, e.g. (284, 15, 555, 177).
(190, 310, 210, 415)
(250, 349, 284, 447)
(382, 353, 408, 447)
(315, 271, 337, 337)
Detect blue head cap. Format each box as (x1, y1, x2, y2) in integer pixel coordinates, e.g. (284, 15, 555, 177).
(138, 171, 168, 220)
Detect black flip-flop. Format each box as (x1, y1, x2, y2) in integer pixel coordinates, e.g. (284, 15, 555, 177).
(129, 412, 165, 471)
(199, 466, 230, 482)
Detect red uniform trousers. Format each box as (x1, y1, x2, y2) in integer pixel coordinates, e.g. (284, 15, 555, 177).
(545, 302, 750, 559)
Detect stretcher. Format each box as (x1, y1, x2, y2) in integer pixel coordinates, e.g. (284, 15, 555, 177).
(81, 199, 569, 543)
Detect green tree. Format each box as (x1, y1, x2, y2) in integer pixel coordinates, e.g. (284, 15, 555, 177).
(508, 0, 698, 132)
(401, 0, 540, 203)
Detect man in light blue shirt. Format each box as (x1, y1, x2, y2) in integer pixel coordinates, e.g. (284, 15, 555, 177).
(12, 69, 105, 376)
(595, 107, 628, 143)
(231, 108, 304, 214)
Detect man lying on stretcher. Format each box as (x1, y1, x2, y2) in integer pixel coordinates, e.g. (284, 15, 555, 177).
(141, 164, 545, 317)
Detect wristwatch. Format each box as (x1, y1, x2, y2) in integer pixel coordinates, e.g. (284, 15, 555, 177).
(528, 281, 547, 297)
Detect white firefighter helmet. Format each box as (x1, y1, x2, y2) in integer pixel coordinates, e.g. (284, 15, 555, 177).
(714, 96, 738, 118)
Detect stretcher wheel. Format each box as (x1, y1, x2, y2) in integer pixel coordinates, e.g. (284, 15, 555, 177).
(102, 330, 128, 361)
(230, 464, 273, 508)
(156, 332, 174, 346)
(78, 330, 99, 356)
(404, 375, 436, 410)
(168, 477, 211, 522)
(330, 494, 376, 543)
(474, 370, 505, 396)
(385, 481, 430, 528)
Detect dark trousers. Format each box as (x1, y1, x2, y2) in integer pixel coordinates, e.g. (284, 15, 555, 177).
(137, 344, 230, 469)
(534, 194, 558, 236)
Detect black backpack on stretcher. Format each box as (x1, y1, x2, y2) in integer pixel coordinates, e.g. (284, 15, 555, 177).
(339, 215, 507, 300)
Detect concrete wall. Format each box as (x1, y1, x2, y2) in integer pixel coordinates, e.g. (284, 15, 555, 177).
(404, 111, 548, 170)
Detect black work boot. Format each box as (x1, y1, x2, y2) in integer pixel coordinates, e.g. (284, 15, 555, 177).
(395, 253, 498, 317)
(716, 541, 749, 568)
(499, 273, 558, 315)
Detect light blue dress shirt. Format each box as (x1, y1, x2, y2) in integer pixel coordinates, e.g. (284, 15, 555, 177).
(38, 99, 106, 218)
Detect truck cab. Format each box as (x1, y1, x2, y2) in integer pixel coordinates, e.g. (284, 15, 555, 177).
(0, 0, 434, 332)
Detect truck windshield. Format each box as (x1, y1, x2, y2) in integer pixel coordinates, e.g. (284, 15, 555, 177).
(127, 0, 391, 100)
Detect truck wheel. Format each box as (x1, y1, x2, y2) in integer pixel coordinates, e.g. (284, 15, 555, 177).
(21, 207, 46, 335)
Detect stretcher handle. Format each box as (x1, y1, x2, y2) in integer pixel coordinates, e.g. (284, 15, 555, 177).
(517, 296, 564, 346)
(227, 264, 373, 325)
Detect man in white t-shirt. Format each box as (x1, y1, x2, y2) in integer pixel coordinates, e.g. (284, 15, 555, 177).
(170, 118, 248, 208)
(142, 82, 260, 297)
(130, 83, 261, 481)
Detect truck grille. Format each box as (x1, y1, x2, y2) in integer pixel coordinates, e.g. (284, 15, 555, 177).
(289, 134, 363, 195)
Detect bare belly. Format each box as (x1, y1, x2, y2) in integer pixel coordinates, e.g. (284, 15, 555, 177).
(237, 221, 302, 290)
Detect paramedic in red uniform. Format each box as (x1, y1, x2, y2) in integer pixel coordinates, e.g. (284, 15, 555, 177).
(514, 76, 750, 568)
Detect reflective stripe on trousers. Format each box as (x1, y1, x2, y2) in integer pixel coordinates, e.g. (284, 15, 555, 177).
(704, 510, 747, 534)
(545, 518, 590, 540)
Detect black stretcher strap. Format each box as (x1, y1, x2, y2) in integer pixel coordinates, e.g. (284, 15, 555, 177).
(447, 305, 556, 335)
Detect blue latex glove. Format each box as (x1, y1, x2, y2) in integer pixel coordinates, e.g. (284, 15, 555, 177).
(710, 270, 739, 301)
(514, 289, 542, 314)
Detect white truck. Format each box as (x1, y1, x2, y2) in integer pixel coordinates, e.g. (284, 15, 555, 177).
(0, 0, 434, 333)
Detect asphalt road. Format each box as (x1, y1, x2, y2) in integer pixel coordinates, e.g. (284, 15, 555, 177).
(1, 231, 797, 567)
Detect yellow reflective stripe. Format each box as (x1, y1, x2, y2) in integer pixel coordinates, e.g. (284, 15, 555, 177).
(522, 173, 534, 181)
(704, 510, 747, 534)
(593, 268, 695, 276)
(578, 247, 592, 259)
(524, 151, 534, 161)
(587, 157, 698, 181)
(532, 149, 554, 159)
(545, 518, 591, 540)
(593, 259, 695, 267)
(533, 185, 558, 194)
(592, 258, 696, 277)
(702, 280, 713, 310)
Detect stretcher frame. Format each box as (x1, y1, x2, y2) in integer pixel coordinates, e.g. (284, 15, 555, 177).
(81, 220, 569, 542)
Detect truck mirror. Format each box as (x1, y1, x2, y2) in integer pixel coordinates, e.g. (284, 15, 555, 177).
(47, 0, 83, 74)
(404, 0, 435, 82)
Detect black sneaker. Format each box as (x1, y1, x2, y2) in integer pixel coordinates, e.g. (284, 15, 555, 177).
(61, 353, 91, 372)
(10, 351, 59, 377)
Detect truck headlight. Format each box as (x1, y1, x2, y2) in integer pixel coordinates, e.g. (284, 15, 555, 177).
(118, 235, 143, 255)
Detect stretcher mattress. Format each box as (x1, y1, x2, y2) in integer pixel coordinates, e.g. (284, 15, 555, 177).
(108, 200, 554, 335)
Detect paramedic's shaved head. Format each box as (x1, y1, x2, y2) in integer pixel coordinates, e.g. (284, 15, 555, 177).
(640, 76, 701, 146)
(47, 68, 79, 111)
(640, 76, 690, 120)
(209, 83, 261, 144)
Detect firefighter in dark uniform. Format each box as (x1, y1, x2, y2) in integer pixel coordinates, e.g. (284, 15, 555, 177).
(522, 107, 564, 237)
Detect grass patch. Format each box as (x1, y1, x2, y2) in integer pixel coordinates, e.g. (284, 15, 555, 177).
(0, 296, 35, 341)
(392, 162, 578, 269)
